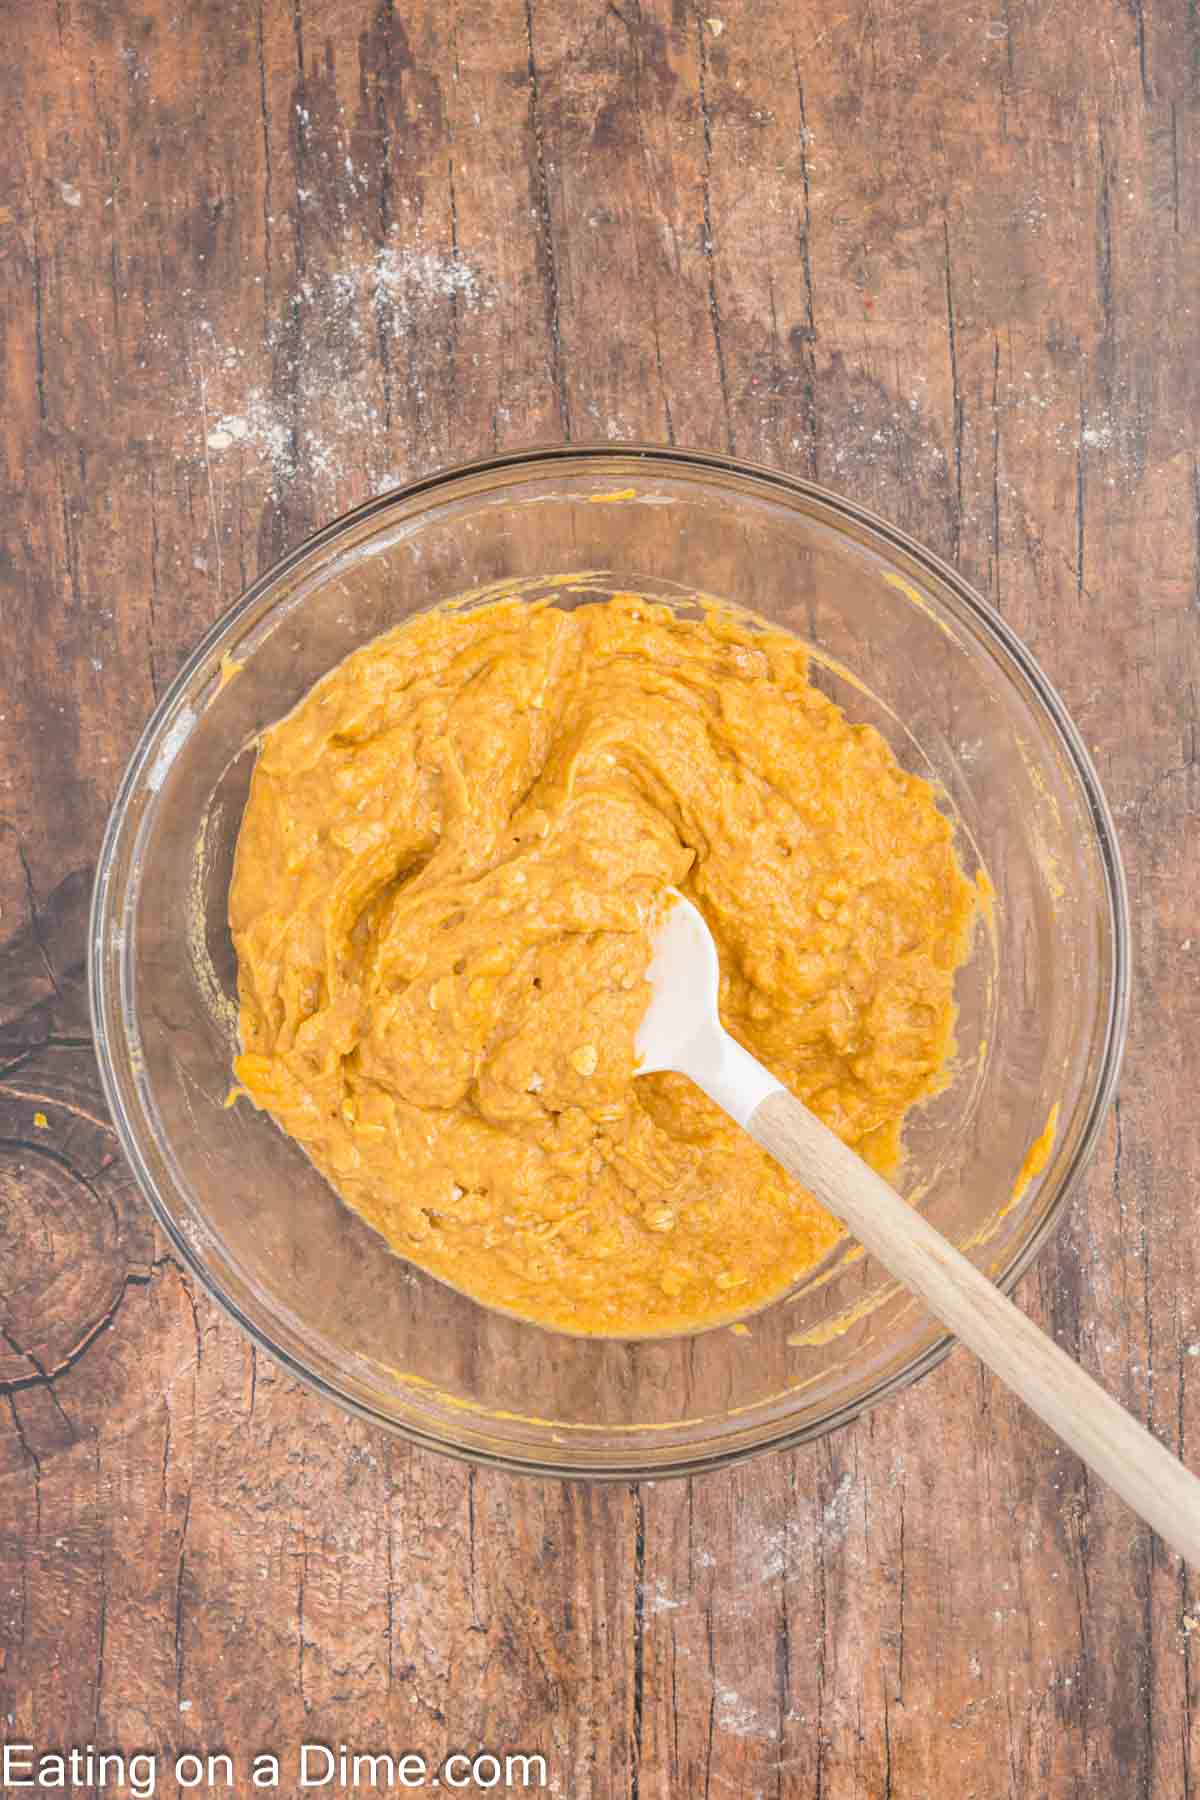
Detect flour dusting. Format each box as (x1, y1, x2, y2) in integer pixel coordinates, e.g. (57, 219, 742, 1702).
(374, 245, 489, 313)
(206, 414, 250, 451)
(205, 389, 301, 484)
(642, 1579, 685, 1616)
(1080, 414, 1116, 451)
(192, 237, 493, 492)
(821, 1470, 854, 1537)
(715, 1684, 776, 1740)
(756, 1473, 856, 1581)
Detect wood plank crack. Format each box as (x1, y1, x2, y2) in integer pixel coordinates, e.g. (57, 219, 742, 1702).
(942, 217, 964, 566)
(790, 41, 819, 478)
(524, 0, 571, 439)
(629, 1481, 646, 1800)
(256, 0, 274, 301)
(696, 11, 733, 453)
(5, 1393, 42, 1536)
(0, 1251, 196, 1398)
(29, 193, 48, 423)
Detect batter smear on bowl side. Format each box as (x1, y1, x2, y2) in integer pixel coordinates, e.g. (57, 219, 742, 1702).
(230, 594, 975, 1335)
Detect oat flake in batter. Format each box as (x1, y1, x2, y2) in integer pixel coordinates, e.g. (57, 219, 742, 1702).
(230, 594, 975, 1336)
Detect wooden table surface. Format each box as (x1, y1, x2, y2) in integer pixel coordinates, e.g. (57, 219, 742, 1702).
(2, 1, 1198, 1793)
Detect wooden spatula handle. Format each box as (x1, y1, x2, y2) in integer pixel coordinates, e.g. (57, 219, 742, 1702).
(750, 1086, 1200, 1567)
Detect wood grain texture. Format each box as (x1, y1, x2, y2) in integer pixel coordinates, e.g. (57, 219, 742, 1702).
(1, 0, 1198, 1794)
(749, 1086, 1200, 1569)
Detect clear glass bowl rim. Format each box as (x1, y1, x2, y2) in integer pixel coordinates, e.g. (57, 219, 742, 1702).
(88, 442, 1131, 1478)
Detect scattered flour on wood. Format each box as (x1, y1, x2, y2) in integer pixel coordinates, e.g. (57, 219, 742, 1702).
(1080, 414, 1116, 451)
(715, 1683, 777, 1740)
(643, 1578, 685, 1615)
(191, 240, 493, 491)
(373, 245, 489, 314)
(757, 1472, 855, 1579)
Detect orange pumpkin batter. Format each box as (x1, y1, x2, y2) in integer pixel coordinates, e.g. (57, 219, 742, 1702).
(230, 595, 975, 1336)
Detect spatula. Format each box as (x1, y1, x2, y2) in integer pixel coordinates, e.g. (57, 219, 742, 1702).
(637, 889, 1200, 1564)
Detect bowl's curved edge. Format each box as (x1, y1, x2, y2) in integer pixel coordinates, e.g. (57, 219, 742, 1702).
(88, 442, 1132, 1478)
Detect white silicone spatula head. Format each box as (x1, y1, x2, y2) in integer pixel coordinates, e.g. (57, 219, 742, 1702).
(635, 886, 1200, 1567)
(635, 891, 782, 1125)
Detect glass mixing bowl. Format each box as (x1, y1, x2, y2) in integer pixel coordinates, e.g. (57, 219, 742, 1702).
(90, 447, 1128, 1477)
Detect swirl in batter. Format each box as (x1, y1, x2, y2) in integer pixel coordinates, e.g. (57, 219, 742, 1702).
(230, 595, 975, 1335)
